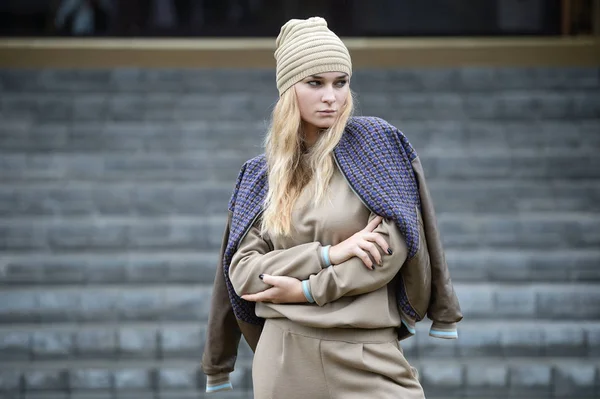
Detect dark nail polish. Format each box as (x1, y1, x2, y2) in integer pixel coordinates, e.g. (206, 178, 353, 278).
(259, 274, 264, 280)
(387, 248, 393, 255)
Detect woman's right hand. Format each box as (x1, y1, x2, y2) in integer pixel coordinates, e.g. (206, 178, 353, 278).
(328, 216, 390, 269)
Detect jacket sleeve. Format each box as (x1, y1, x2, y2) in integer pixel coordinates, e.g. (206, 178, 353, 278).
(228, 221, 329, 296)
(308, 213, 408, 305)
(412, 156, 463, 338)
(201, 211, 240, 393)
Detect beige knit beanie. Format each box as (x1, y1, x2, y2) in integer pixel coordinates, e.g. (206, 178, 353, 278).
(275, 17, 352, 95)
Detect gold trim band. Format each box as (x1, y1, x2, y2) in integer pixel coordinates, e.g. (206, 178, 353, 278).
(0, 37, 598, 68)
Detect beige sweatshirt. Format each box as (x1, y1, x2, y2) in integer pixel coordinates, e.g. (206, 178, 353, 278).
(228, 164, 409, 329)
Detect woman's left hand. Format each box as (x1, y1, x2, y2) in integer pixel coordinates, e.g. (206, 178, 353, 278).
(241, 274, 307, 304)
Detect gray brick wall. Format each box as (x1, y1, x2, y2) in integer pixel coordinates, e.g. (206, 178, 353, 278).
(0, 67, 599, 399)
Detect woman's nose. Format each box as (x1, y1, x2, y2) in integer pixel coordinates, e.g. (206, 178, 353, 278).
(322, 87, 336, 103)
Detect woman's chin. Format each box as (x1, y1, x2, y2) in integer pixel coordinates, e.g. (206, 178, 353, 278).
(314, 121, 334, 129)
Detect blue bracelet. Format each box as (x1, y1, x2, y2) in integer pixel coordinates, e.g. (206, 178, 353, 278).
(321, 245, 332, 268)
(302, 280, 315, 303)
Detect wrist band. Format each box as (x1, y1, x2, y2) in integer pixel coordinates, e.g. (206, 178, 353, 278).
(321, 245, 332, 268)
(302, 280, 315, 303)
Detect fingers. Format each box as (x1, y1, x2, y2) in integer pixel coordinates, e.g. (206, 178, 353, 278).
(363, 216, 383, 233)
(357, 240, 381, 267)
(242, 291, 269, 302)
(260, 274, 276, 286)
(242, 274, 276, 302)
(353, 247, 374, 269)
(362, 232, 390, 255)
(242, 275, 303, 303)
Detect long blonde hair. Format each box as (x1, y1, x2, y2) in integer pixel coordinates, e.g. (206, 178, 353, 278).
(261, 87, 355, 237)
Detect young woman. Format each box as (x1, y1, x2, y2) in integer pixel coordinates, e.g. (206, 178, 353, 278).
(202, 16, 462, 399)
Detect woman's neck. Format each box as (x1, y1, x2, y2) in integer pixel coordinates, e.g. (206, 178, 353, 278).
(302, 122, 320, 148)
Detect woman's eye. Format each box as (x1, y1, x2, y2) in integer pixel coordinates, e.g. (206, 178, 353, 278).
(335, 80, 347, 87)
(307, 81, 321, 86)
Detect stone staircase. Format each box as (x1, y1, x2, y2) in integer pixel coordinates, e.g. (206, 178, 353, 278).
(0, 67, 599, 399)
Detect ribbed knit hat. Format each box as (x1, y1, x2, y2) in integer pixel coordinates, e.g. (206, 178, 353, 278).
(275, 17, 352, 95)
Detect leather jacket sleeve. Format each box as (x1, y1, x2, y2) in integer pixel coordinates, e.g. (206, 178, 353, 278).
(201, 211, 241, 378)
(412, 156, 463, 331)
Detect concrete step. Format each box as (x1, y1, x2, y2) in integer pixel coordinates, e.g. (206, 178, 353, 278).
(438, 212, 600, 249)
(0, 322, 210, 362)
(0, 320, 598, 362)
(422, 149, 600, 180)
(1, 120, 599, 153)
(1, 180, 598, 218)
(414, 358, 600, 399)
(360, 89, 600, 122)
(0, 251, 219, 286)
(397, 120, 600, 151)
(1, 67, 598, 94)
(0, 92, 277, 123)
(0, 68, 274, 94)
(429, 180, 600, 213)
(0, 282, 599, 324)
(1, 249, 598, 287)
(445, 249, 600, 282)
(0, 215, 225, 252)
(0, 120, 265, 153)
(0, 249, 600, 287)
(0, 357, 597, 399)
(0, 151, 249, 183)
(0, 359, 234, 398)
(1, 213, 598, 252)
(0, 284, 212, 325)
(1, 149, 599, 182)
(1, 89, 598, 123)
(0, 181, 235, 218)
(353, 67, 600, 92)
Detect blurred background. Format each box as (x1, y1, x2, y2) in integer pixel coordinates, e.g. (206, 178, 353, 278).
(0, 0, 597, 37)
(0, 1, 599, 399)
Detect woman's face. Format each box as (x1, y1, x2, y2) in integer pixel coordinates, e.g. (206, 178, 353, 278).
(294, 71, 350, 133)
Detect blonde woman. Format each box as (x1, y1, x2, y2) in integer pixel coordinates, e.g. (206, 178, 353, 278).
(202, 17, 462, 399)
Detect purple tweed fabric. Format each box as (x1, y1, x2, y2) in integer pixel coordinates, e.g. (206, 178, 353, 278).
(223, 116, 421, 326)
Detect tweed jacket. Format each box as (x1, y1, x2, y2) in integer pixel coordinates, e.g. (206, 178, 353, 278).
(201, 116, 462, 385)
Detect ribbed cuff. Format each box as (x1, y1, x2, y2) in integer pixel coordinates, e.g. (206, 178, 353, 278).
(206, 372, 232, 393)
(429, 322, 458, 339)
(401, 318, 416, 335)
(320, 245, 332, 268)
(302, 279, 315, 303)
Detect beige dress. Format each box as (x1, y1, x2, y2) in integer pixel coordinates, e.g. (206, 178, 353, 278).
(229, 163, 425, 399)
